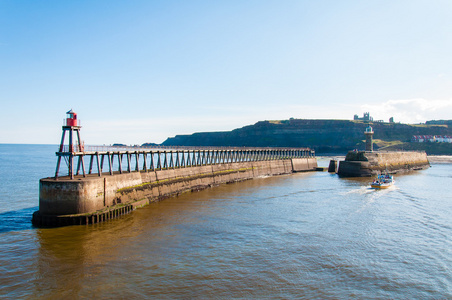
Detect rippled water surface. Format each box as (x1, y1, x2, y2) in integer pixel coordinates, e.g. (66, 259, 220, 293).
(1, 145, 451, 298)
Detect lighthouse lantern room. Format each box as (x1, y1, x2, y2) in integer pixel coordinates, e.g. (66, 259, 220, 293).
(55, 110, 86, 179)
(66, 109, 78, 127)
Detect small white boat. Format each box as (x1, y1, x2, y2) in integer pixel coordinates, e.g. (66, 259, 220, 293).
(371, 173, 394, 189)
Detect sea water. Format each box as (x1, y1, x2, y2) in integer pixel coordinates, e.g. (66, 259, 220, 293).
(0, 145, 451, 298)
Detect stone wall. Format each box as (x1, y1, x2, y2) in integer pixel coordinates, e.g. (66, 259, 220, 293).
(291, 157, 317, 172)
(38, 158, 317, 217)
(338, 151, 429, 177)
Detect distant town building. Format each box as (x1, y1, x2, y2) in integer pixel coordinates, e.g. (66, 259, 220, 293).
(389, 117, 394, 123)
(411, 135, 452, 143)
(425, 120, 452, 126)
(354, 112, 373, 122)
(426, 120, 444, 125)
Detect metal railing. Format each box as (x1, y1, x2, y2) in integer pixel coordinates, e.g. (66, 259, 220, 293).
(55, 147, 315, 179)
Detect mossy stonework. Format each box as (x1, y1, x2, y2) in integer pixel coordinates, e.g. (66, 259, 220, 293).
(33, 158, 317, 227)
(338, 151, 429, 177)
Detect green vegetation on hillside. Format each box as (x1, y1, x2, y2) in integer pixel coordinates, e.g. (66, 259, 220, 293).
(161, 119, 452, 155)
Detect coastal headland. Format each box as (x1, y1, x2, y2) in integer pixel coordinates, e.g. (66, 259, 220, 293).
(160, 118, 452, 155)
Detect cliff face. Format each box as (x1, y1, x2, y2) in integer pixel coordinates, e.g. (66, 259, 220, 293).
(162, 119, 452, 154)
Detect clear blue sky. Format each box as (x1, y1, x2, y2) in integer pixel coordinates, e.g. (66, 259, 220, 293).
(1, 0, 452, 145)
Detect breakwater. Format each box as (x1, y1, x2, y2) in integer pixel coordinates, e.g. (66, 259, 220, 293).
(337, 150, 429, 177)
(33, 150, 317, 227)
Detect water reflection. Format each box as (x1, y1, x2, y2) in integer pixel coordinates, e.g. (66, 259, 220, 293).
(3, 166, 451, 298)
(34, 213, 140, 297)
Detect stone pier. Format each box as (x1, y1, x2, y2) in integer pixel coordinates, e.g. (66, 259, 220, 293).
(33, 157, 317, 227)
(337, 151, 429, 177)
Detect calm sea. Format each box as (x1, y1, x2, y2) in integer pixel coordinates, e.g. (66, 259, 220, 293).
(0, 144, 451, 299)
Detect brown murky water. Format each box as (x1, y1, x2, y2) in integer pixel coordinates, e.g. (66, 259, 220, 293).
(1, 147, 451, 298)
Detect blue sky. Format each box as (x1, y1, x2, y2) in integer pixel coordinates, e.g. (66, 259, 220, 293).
(1, 0, 452, 145)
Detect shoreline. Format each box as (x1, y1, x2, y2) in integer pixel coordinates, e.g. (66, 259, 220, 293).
(427, 155, 452, 163)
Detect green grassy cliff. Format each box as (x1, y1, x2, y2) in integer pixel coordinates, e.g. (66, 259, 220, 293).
(161, 119, 452, 155)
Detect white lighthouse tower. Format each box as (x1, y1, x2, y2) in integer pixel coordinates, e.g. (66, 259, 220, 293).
(364, 125, 374, 152)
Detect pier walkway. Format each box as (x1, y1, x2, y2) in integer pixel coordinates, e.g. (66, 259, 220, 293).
(56, 146, 315, 179)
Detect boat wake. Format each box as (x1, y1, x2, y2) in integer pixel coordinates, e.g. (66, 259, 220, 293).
(340, 184, 398, 215)
(340, 186, 373, 196)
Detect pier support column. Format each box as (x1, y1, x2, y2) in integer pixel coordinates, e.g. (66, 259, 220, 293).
(328, 160, 337, 173)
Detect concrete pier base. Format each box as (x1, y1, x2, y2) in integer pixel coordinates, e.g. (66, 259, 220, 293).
(32, 204, 135, 227)
(337, 151, 429, 177)
(328, 160, 337, 173)
(33, 158, 317, 227)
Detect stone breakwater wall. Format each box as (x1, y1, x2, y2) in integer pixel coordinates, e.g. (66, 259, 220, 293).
(33, 158, 317, 227)
(337, 151, 429, 177)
